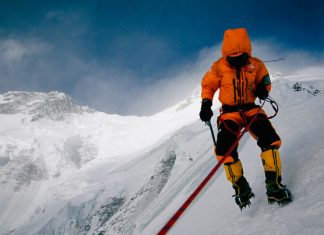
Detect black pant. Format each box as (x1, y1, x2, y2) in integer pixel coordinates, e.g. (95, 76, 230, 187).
(216, 113, 281, 162)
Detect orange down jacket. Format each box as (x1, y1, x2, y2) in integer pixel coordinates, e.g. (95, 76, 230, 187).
(201, 28, 271, 106)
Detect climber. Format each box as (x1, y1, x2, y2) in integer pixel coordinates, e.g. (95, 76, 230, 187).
(199, 28, 291, 209)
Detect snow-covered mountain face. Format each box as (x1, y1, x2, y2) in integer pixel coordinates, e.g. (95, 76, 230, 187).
(0, 87, 202, 235)
(1, 77, 324, 235)
(0, 91, 93, 121)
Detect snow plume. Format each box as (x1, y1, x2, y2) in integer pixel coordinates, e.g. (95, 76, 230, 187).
(0, 37, 78, 91)
(123, 47, 217, 116)
(0, 38, 51, 91)
(0, 39, 49, 63)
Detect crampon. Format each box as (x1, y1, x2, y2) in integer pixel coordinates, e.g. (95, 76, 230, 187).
(267, 188, 292, 206)
(234, 191, 255, 210)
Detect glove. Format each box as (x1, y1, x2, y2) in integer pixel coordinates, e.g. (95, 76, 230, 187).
(256, 75, 271, 99)
(199, 99, 213, 122)
(255, 83, 269, 100)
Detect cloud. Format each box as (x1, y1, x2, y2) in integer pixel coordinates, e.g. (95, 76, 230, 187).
(0, 38, 53, 91)
(45, 10, 89, 37)
(71, 67, 141, 115)
(0, 39, 49, 63)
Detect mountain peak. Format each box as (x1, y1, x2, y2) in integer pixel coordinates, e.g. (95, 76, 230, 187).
(0, 91, 94, 121)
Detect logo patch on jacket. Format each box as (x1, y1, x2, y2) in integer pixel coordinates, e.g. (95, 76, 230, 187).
(245, 64, 254, 73)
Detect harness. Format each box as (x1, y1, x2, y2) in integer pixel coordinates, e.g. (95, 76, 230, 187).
(218, 97, 279, 135)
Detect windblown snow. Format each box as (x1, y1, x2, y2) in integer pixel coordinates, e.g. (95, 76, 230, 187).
(1, 76, 324, 235)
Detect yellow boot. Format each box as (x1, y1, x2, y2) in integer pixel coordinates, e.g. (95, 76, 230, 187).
(224, 160, 243, 184)
(224, 160, 254, 209)
(261, 148, 281, 175)
(261, 148, 292, 204)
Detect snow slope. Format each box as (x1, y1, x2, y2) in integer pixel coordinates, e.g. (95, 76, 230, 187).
(0, 77, 324, 235)
(141, 78, 324, 235)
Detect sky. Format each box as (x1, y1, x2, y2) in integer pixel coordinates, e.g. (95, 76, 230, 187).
(0, 0, 323, 115)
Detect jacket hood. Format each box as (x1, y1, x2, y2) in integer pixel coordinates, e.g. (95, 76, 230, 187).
(221, 28, 252, 58)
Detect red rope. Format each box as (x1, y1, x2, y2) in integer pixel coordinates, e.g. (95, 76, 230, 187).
(157, 101, 265, 235)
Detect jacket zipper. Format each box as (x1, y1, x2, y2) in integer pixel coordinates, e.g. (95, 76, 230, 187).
(232, 79, 237, 103)
(235, 68, 242, 104)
